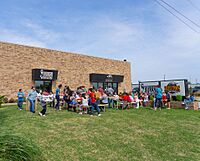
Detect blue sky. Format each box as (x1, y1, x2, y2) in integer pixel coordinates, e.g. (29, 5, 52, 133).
(0, 0, 200, 83)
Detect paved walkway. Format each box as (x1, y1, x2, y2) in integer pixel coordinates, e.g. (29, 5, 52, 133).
(2, 103, 26, 106)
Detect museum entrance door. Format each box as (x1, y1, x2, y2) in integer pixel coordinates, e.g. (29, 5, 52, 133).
(35, 80, 52, 93)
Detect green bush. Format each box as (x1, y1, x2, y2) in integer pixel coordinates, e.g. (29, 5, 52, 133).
(0, 134, 45, 161)
(176, 95, 182, 101)
(8, 98, 15, 103)
(3, 97, 9, 103)
(149, 95, 154, 101)
(0, 95, 5, 107)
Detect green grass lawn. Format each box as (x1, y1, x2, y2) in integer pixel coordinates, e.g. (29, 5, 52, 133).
(0, 105, 200, 161)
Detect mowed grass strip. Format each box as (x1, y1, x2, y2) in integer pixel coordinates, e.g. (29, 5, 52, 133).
(0, 105, 200, 161)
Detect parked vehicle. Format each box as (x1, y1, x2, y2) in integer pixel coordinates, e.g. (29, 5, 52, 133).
(138, 79, 189, 97)
(193, 86, 200, 93)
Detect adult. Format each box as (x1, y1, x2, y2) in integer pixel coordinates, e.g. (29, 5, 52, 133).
(184, 94, 195, 110)
(27, 86, 37, 113)
(98, 86, 104, 96)
(64, 86, 72, 110)
(154, 85, 163, 110)
(101, 93, 108, 104)
(95, 89, 102, 105)
(106, 86, 114, 108)
(17, 88, 24, 110)
(106, 86, 114, 96)
(55, 84, 62, 110)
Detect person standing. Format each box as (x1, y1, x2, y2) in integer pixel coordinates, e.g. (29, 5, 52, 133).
(17, 88, 24, 110)
(166, 91, 171, 109)
(39, 90, 50, 116)
(27, 86, 37, 113)
(89, 89, 101, 116)
(55, 84, 62, 110)
(106, 86, 114, 108)
(49, 91, 55, 108)
(154, 85, 163, 110)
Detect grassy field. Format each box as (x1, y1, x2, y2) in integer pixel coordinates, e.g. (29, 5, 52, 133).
(0, 105, 200, 161)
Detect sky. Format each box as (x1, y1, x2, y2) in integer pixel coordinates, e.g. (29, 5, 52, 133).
(0, 0, 200, 83)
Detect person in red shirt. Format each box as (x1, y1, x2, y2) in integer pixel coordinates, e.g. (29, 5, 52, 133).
(121, 93, 131, 109)
(89, 89, 101, 116)
(162, 92, 167, 107)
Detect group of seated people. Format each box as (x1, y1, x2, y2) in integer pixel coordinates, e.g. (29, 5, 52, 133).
(54, 86, 153, 112)
(38, 85, 152, 116)
(31, 84, 198, 117)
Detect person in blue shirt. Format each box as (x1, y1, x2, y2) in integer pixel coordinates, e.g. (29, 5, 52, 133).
(154, 85, 163, 110)
(55, 84, 62, 110)
(27, 86, 38, 113)
(184, 94, 195, 110)
(17, 88, 24, 110)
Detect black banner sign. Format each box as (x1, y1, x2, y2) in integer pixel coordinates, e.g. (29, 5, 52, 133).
(90, 73, 124, 83)
(32, 69, 58, 81)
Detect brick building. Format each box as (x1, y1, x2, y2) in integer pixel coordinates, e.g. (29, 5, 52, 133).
(0, 41, 132, 98)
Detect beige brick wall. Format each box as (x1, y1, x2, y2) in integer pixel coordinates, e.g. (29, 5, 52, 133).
(0, 41, 132, 98)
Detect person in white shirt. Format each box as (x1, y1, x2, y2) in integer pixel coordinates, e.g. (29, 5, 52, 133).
(39, 90, 52, 116)
(80, 94, 89, 114)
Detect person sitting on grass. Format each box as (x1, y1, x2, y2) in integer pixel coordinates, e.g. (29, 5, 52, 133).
(17, 88, 24, 110)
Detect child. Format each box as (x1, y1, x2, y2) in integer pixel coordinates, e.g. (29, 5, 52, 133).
(17, 88, 24, 110)
(69, 92, 78, 112)
(39, 90, 51, 116)
(49, 91, 55, 108)
(166, 92, 171, 109)
(162, 92, 167, 107)
(80, 94, 89, 114)
(133, 93, 140, 108)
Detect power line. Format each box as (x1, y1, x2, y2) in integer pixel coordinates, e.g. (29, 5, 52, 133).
(154, 0, 200, 33)
(186, 0, 200, 13)
(159, 0, 200, 29)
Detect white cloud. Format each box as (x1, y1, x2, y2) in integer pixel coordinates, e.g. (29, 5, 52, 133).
(0, 0, 199, 83)
(0, 28, 46, 47)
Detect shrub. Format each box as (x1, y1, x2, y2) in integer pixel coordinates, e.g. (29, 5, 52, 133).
(0, 134, 45, 161)
(3, 97, 9, 103)
(8, 98, 15, 103)
(0, 95, 5, 107)
(176, 95, 182, 101)
(149, 95, 154, 101)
